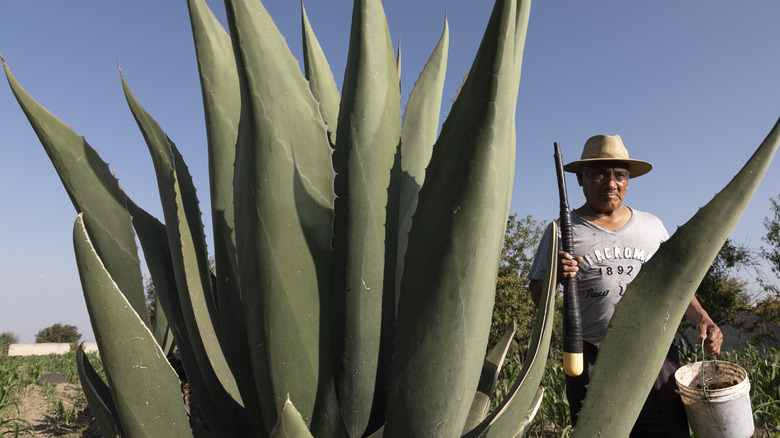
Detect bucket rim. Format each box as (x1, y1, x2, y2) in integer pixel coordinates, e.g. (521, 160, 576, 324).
(675, 360, 750, 402)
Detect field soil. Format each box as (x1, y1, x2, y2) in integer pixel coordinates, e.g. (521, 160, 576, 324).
(17, 373, 101, 438)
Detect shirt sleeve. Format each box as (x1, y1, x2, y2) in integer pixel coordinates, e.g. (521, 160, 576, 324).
(528, 221, 556, 281)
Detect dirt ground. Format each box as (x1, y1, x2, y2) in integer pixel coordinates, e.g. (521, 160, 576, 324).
(17, 373, 101, 438)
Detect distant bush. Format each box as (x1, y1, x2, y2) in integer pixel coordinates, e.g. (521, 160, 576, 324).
(34, 324, 81, 344)
(0, 332, 19, 356)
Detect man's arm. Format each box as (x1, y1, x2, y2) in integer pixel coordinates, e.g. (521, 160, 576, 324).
(685, 296, 723, 355)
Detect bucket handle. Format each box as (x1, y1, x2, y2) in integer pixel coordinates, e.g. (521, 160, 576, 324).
(689, 338, 713, 402)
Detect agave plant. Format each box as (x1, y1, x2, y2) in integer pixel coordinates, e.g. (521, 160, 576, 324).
(4, 0, 547, 436)
(4, 0, 780, 436)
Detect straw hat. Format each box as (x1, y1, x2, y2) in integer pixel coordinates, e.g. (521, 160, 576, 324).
(563, 134, 653, 178)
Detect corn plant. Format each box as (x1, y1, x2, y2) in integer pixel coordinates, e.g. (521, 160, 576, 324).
(4, 0, 780, 436)
(723, 347, 780, 436)
(0, 363, 33, 437)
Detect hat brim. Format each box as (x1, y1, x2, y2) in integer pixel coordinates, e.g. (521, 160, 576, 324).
(563, 158, 653, 178)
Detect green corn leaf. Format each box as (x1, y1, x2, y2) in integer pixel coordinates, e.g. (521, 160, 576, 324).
(330, 0, 401, 434)
(301, 3, 341, 145)
(270, 399, 316, 438)
(121, 73, 254, 436)
(465, 221, 557, 438)
(572, 117, 780, 437)
(394, 18, 449, 309)
(384, 0, 526, 435)
(76, 343, 124, 438)
(224, 0, 339, 434)
(2, 56, 149, 328)
(73, 214, 191, 437)
(463, 320, 516, 432)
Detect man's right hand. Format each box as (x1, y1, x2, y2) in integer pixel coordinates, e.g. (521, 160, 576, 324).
(558, 250, 583, 284)
(530, 251, 584, 306)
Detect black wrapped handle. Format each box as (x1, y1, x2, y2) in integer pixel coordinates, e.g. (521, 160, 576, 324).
(554, 142, 583, 377)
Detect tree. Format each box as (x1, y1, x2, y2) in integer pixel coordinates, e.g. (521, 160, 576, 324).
(748, 194, 780, 345)
(762, 194, 780, 295)
(691, 238, 755, 326)
(490, 213, 548, 356)
(34, 323, 81, 343)
(0, 331, 19, 355)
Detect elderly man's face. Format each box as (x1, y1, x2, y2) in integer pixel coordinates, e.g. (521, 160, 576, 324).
(577, 161, 630, 214)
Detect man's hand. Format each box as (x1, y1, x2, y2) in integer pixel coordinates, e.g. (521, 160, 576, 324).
(529, 251, 583, 306)
(698, 318, 723, 356)
(558, 251, 583, 283)
(686, 296, 723, 356)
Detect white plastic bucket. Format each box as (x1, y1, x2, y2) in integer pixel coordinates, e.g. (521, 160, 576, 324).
(674, 360, 754, 438)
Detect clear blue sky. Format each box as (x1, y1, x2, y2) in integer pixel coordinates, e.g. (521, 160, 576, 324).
(2, 1, 779, 343)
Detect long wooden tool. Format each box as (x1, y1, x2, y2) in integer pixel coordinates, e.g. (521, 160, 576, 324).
(554, 142, 583, 377)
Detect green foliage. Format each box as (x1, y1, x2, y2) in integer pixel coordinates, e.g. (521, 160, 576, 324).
(763, 194, 780, 283)
(684, 239, 754, 331)
(0, 351, 105, 437)
(0, 332, 19, 356)
(0, 361, 33, 437)
(738, 294, 780, 347)
(491, 214, 547, 354)
(34, 323, 81, 344)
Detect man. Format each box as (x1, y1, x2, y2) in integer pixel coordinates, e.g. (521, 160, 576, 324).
(528, 134, 723, 437)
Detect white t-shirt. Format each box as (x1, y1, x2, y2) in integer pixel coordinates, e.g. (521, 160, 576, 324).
(529, 208, 669, 345)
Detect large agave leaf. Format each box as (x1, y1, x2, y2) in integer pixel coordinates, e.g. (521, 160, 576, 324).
(508, 387, 544, 438)
(185, 0, 267, 433)
(76, 343, 124, 438)
(301, 3, 341, 145)
(185, 0, 245, 378)
(462, 320, 516, 432)
(73, 214, 191, 437)
(186, 0, 239, 277)
(2, 57, 149, 327)
(121, 74, 253, 436)
(465, 221, 557, 438)
(384, 0, 527, 436)
(329, 1, 401, 435)
(224, 0, 338, 434)
(127, 200, 238, 437)
(151, 295, 174, 357)
(395, 18, 450, 308)
(507, 0, 531, 213)
(364, 25, 451, 433)
(572, 117, 780, 437)
(270, 399, 316, 438)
